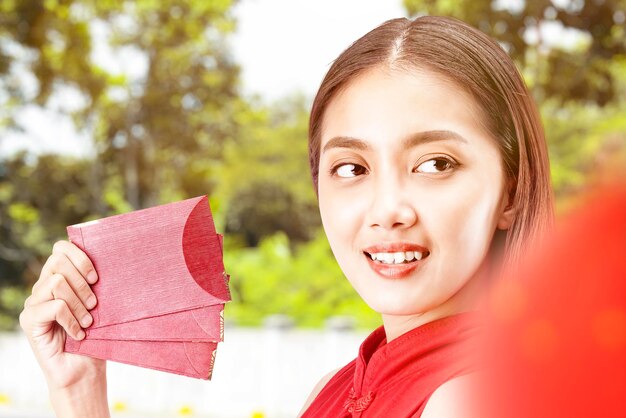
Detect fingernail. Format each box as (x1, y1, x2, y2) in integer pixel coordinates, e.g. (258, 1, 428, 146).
(87, 271, 98, 284)
(81, 314, 92, 327)
(86, 295, 97, 309)
(77, 330, 85, 340)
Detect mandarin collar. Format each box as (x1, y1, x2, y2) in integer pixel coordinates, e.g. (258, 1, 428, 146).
(352, 312, 478, 396)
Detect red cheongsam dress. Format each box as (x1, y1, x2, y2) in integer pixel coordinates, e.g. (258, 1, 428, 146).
(301, 313, 478, 418)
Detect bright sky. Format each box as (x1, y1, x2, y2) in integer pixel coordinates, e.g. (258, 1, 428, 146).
(231, 0, 406, 100)
(0, 0, 406, 157)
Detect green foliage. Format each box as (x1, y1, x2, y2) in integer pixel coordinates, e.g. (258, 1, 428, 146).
(403, 0, 626, 105)
(224, 230, 381, 329)
(0, 0, 326, 328)
(0, 153, 94, 267)
(1, 0, 243, 213)
(544, 99, 626, 211)
(0, 0, 107, 106)
(0, 286, 29, 331)
(215, 96, 321, 246)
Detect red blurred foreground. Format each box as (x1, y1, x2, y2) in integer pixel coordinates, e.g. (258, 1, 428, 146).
(476, 182, 626, 418)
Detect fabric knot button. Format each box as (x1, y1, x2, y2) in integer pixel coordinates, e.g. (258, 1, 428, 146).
(343, 387, 376, 414)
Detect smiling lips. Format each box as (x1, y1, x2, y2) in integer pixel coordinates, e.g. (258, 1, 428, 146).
(363, 244, 430, 279)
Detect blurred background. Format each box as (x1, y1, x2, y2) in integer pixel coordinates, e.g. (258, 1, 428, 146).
(0, 0, 624, 417)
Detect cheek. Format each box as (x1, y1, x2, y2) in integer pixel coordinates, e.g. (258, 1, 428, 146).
(318, 181, 364, 254)
(423, 180, 503, 264)
(458, 194, 501, 260)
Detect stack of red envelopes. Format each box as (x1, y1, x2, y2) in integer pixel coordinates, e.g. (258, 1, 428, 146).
(63, 196, 230, 379)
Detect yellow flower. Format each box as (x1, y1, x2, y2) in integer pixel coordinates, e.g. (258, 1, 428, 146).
(178, 405, 194, 416)
(111, 401, 127, 412)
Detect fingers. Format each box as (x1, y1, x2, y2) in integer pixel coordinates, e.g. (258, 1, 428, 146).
(26, 273, 93, 329)
(21, 299, 85, 341)
(37, 240, 97, 311)
(23, 240, 98, 344)
(51, 240, 98, 285)
(40, 251, 97, 311)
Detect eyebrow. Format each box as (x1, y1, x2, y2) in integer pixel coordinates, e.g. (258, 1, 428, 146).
(322, 130, 468, 154)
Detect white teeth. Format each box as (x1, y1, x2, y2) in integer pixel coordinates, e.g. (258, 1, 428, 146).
(368, 251, 425, 264)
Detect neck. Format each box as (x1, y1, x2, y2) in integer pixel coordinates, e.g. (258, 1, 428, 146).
(381, 257, 493, 343)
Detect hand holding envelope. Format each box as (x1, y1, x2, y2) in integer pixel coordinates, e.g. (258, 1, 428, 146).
(63, 196, 230, 379)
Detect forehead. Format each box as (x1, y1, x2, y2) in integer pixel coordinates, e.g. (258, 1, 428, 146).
(320, 66, 491, 148)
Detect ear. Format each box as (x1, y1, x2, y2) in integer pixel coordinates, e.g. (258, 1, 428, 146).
(497, 179, 516, 230)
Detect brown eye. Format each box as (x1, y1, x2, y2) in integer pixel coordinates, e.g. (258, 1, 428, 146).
(335, 163, 367, 178)
(416, 158, 454, 174)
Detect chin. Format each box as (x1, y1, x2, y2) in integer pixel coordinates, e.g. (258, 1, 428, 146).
(351, 273, 460, 319)
(355, 287, 436, 317)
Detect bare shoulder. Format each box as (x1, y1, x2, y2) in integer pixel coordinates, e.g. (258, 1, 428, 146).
(420, 374, 477, 418)
(296, 368, 341, 417)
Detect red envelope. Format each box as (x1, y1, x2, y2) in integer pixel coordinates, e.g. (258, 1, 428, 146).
(63, 196, 229, 379)
(67, 196, 231, 328)
(84, 304, 225, 342)
(65, 337, 218, 379)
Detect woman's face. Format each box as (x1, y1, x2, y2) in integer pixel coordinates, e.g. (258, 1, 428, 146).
(317, 66, 513, 317)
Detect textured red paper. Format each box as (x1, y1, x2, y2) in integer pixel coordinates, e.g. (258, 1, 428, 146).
(63, 196, 228, 379)
(84, 304, 224, 342)
(67, 196, 230, 328)
(65, 337, 218, 379)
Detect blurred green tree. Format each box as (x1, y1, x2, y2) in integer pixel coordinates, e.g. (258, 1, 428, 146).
(215, 95, 321, 247)
(403, 0, 626, 105)
(0, 0, 243, 213)
(0, 152, 93, 284)
(88, 0, 245, 210)
(0, 0, 107, 109)
(0, 152, 93, 329)
(0, 0, 328, 329)
(0, 0, 249, 329)
(224, 230, 381, 329)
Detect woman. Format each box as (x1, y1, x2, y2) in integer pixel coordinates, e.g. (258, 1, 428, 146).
(19, 16, 553, 417)
(298, 16, 552, 417)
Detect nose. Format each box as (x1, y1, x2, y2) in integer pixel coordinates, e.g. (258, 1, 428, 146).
(366, 173, 418, 230)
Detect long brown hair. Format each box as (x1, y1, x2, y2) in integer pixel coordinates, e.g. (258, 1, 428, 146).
(308, 16, 554, 268)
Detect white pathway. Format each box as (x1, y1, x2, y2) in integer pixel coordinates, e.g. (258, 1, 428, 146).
(0, 321, 367, 418)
